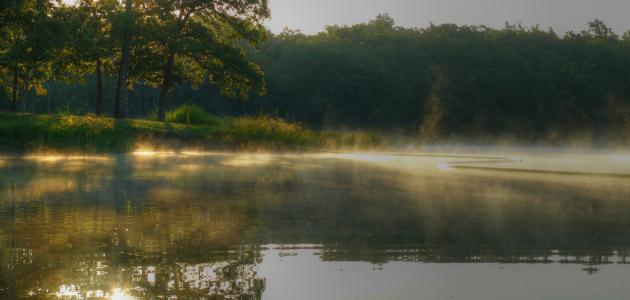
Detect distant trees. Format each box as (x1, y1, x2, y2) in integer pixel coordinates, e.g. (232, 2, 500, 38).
(241, 15, 630, 143)
(582, 19, 617, 40)
(250, 14, 431, 128)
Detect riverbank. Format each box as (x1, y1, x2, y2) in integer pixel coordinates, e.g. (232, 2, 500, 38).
(0, 112, 370, 153)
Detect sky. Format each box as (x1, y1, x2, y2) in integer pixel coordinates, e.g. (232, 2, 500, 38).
(60, 0, 630, 35)
(266, 0, 630, 35)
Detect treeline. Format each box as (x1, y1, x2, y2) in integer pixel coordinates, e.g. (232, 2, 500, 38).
(3, 10, 630, 144)
(249, 15, 630, 143)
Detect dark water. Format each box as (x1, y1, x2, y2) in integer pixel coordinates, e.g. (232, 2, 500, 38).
(1, 152, 630, 299)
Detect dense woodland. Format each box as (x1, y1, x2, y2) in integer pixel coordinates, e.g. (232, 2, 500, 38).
(2, 1, 630, 143)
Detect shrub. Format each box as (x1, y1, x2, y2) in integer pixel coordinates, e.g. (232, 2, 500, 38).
(165, 104, 220, 126)
(228, 116, 314, 146)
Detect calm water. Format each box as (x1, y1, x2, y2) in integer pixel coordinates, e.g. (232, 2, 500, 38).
(1, 151, 630, 299)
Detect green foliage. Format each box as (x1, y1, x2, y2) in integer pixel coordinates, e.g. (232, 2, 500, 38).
(247, 14, 434, 130)
(224, 116, 318, 148)
(135, 0, 270, 120)
(1, 0, 269, 119)
(240, 15, 630, 145)
(55, 0, 120, 77)
(165, 104, 220, 126)
(0, 0, 60, 109)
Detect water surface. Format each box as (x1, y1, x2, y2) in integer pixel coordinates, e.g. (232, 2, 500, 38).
(1, 151, 630, 299)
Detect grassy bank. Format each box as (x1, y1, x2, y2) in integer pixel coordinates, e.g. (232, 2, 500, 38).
(0, 112, 332, 153)
(0, 111, 385, 153)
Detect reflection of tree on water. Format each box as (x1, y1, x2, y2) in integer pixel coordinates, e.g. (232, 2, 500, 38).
(314, 245, 630, 268)
(169, 255, 265, 299)
(582, 266, 600, 275)
(0, 230, 265, 299)
(0, 155, 269, 299)
(0, 243, 265, 299)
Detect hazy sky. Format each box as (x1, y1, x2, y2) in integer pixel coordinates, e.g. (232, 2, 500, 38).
(267, 0, 630, 35)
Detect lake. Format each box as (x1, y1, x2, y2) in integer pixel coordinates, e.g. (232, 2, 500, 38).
(1, 151, 630, 299)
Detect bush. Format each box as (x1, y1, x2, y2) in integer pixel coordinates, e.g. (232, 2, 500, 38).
(165, 104, 220, 126)
(226, 116, 316, 146)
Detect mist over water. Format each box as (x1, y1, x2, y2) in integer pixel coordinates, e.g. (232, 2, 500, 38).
(1, 149, 630, 299)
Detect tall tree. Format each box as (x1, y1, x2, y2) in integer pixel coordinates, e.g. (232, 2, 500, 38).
(64, 0, 120, 115)
(112, 0, 135, 119)
(0, 0, 57, 112)
(144, 0, 269, 121)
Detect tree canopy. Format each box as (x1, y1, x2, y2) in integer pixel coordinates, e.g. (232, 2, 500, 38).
(0, 0, 269, 119)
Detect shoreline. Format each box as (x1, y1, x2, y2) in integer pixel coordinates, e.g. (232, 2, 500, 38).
(0, 112, 329, 154)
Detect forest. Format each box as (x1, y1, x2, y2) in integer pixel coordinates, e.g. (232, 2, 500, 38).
(2, 0, 630, 145)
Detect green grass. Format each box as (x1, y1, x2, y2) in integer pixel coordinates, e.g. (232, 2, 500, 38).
(0, 106, 386, 153)
(0, 112, 332, 153)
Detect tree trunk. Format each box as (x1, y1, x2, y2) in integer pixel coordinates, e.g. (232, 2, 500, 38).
(114, 40, 130, 118)
(21, 70, 29, 113)
(11, 62, 18, 112)
(114, 0, 133, 119)
(157, 52, 175, 122)
(95, 59, 104, 115)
